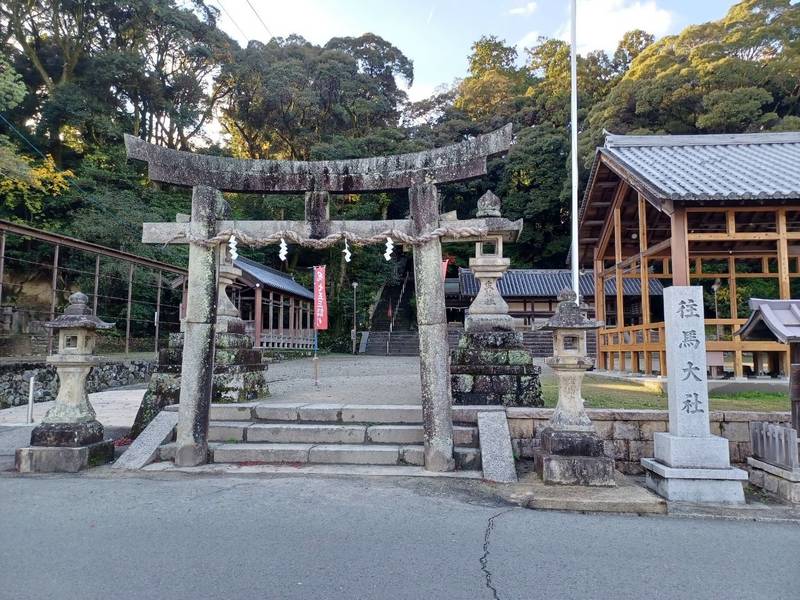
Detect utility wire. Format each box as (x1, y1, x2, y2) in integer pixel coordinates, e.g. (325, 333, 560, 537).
(244, 0, 274, 39)
(214, 0, 249, 41)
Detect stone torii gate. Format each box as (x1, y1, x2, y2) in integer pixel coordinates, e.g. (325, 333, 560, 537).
(126, 125, 521, 471)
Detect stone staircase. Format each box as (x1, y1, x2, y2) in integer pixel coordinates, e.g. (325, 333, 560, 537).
(159, 402, 482, 471)
(364, 331, 420, 356)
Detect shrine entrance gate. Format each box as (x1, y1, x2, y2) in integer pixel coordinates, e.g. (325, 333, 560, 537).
(126, 125, 521, 471)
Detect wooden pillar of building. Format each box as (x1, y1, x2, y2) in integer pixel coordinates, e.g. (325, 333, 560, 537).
(638, 194, 651, 375)
(125, 262, 134, 355)
(254, 284, 263, 348)
(154, 270, 162, 353)
(670, 207, 690, 286)
(48, 244, 60, 354)
(289, 297, 295, 347)
(278, 293, 284, 346)
(728, 255, 742, 378)
(593, 255, 606, 370)
(0, 231, 7, 308)
(613, 204, 624, 371)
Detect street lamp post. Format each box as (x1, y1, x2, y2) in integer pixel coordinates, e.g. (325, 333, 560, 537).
(352, 281, 358, 355)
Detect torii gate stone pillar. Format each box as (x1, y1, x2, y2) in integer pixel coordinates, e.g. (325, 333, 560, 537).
(126, 125, 520, 471)
(410, 183, 454, 471)
(175, 186, 218, 466)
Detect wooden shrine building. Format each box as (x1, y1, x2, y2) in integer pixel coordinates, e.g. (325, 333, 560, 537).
(580, 131, 800, 379)
(455, 268, 663, 328)
(234, 257, 314, 350)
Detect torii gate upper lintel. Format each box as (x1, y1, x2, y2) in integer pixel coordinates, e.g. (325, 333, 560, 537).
(127, 126, 520, 472)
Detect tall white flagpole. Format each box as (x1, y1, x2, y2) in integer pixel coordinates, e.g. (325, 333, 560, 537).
(570, 0, 580, 300)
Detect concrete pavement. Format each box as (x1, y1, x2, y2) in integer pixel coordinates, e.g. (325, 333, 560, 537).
(0, 472, 798, 600)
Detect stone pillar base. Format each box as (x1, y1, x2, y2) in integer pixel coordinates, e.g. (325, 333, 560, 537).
(31, 420, 104, 447)
(533, 428, 615, 486)
(450, 332, 543, 407)
(641, 458, 747, 503)
(175, 442, 209, 467)
(747, 457, 800, 504)
(16, 440, 114, 473)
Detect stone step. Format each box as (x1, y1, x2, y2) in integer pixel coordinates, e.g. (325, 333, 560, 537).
(159, 441, 480, 470)
(209, 442, 480, 469)
(207, 421, 478, 447)
(208, 403, 426, 424)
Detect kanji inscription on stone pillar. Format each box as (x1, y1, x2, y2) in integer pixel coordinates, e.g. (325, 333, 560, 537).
(664, 286, 710, 438)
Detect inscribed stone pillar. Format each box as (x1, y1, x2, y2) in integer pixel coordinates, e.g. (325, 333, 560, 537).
(175, 185, 219, 467)
(641, 286, 747, 503)
(410, 183, 454, 472)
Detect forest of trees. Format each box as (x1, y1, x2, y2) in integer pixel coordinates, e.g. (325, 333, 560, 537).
(0, 0, 798, 346)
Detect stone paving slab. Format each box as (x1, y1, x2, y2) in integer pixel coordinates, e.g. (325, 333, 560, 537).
(341, 405, 423, 424)
(212, 443, 312, 464)
(140, 461, 483, 478)
(112, 411, 177, 470)
(477, 411, 517, 483)
(308, 444, 402, 465)
(209, 403, 258, 421)
(0, 425, 34, 471)
(208, 421, 253, 442)
(297, 403, 346, 422)
(497, 470, 667, 514)
(247, 423, 367, 444)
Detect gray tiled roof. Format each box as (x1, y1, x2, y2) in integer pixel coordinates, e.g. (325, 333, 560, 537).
(602, 131, 800, 201)
(234, 257, 314, 300)
(458, 269, 663, 298)
(737, 298, 800, 343)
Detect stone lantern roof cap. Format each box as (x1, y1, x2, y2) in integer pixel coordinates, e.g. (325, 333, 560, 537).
(537, 289, 603, 331)
(45, 292, 114, 330)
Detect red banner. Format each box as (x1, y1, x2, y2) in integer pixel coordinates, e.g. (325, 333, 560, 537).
(313, 265, 328, 330)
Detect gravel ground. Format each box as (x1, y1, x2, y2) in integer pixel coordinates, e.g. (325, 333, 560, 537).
(265, 354, 425, 405)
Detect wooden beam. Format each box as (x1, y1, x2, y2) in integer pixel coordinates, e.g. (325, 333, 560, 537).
(595, 182, 629, 266)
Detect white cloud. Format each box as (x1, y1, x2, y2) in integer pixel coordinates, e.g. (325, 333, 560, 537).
(402, 81, 438, 102)
(508, 2, 538, 16)
(516, 30, 541, 53)
(555, 0, 673, 54)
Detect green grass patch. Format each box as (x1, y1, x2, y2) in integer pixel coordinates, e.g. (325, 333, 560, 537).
(539, 372, 790, 412)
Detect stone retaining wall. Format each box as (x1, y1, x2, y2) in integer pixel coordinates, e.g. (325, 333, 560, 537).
(0, 360, 154, 409)
(452, 406, 791, 475)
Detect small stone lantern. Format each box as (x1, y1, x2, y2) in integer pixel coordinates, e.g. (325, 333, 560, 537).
(465, 235, 513, 333)
(16, 292, 115, 472)
(533, 289, 615, 486)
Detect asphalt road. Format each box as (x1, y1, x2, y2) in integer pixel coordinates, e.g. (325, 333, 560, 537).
(1, 473, 798, 600)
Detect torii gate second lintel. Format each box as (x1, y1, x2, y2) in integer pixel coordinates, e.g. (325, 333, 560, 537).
(128, 129, 519, 473)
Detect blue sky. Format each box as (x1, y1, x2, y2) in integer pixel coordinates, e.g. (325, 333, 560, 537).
(214, 1, 738, 100)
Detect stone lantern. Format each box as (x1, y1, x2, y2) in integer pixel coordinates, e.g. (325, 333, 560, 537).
(533, 289, 615, 486)
(450, 190, 543, 408)
(16, 291, 115, 473)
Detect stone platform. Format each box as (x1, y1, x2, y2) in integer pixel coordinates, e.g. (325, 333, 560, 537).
(747, 456, 800, 504)
(533, 428, 615, 486)
(130, 331, 268, 437)
(450, 331, 542, 407)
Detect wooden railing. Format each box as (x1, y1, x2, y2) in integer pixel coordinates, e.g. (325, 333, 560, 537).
(598, 318, 789, 377)
(244, 321, 314, 350)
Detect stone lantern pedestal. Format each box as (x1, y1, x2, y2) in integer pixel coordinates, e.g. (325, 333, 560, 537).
(450, 209, 542, 407)
(533, 290, 615, 486)
(16, 292, 115, 473)
(129, 237, 269, 439)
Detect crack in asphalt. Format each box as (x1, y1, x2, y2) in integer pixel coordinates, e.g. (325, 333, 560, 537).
(480, 508, 515, 600)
